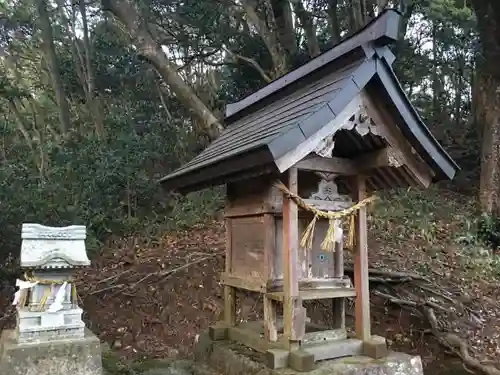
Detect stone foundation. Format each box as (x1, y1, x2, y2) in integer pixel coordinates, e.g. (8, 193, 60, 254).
(16, 307, 86, 343)
(194, 332, 424, 375)
(0, 328, 103, 375)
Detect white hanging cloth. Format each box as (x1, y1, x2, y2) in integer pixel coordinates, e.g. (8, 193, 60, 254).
(333, 219, 343, 243)
(47, 281, 67, 313)
(12, 279, 38, 306)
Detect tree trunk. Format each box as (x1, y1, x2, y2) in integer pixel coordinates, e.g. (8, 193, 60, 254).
(103, 0, 222, 139)
(472, 0, 500, 214)
(454, 56, 463, 128)
(60, 0, 103, 137)
(472, 60, 482, 140)
(350, 0, 364, 32)
(364, 0, 375, 21)
(376, 0, 388, 12)
(271, 0, 297, 59)
(36, 0, 71, 135)
(392, 3, 414, 58)
(478, 70, 500, 214)
(241, 0, 289, 77)
(294, 1, 321, 58)
(327, 0, 341, 45)
(79, 0, 105, 138)
(431, 22, 441, 124)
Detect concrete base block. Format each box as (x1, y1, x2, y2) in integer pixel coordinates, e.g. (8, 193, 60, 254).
(194, 332, 424, 375)
(208, 323, 229, 341)
(265, 349, 289, 370)
(363, 335, 389, 359)
(289, 350, 315, 372)
(0, 328, 103, 375)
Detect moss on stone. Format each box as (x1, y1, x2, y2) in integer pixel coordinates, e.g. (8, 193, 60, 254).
(101, 351, 130, 375)
(102, 353, 195, 375)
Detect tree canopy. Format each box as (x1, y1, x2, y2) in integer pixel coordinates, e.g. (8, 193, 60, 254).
(0, 0, 498, 258)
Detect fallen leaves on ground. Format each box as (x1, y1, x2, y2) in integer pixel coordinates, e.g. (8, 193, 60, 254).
(0, 188, 499, 374)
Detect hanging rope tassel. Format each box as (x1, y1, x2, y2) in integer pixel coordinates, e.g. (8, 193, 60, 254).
(300, 214, 318, 250)
(38, 287, 52, 311)
(347, 213, 356, 250)
(72, 284, 78, 305)
(18, 289, 28, 309)
(321, 218, 337, 252)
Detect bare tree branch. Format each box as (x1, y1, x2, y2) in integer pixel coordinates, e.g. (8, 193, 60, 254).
(224, 46, 272, 83)
(102, 0, 223, 139)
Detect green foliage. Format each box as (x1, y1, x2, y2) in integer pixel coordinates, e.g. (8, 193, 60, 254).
(0, 4, 230, 264)
(370, 187, 500, 280)
(218, 36, 272, 102)
(474, 214, 500, 249)
(427, 0, 473, 23)
(453, 212, 500, 252)
(371, 186, 471, 245)
(0, 122, 222, 261)
(0, 0, 486, 270)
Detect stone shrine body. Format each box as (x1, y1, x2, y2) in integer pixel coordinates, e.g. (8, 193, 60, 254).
(0, 224, 103, 375)
(16, 224, 89, 343)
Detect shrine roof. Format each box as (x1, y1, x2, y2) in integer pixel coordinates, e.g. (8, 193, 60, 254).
(20, 224, 90, 268)
(159, 9, 459, 193)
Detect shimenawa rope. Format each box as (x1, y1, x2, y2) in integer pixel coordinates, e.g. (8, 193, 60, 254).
(22, 272, 78, 311)
(274, 181, 377, 252)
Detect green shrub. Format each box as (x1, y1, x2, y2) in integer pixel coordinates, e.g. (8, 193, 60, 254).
(0, 124, 222, 262)
(476, 213, 500, 249)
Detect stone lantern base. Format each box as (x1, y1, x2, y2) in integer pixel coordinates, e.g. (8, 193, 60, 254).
(0, 328, 103, 375)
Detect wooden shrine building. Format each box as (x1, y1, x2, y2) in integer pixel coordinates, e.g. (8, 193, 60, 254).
(160, 9, 459, 372)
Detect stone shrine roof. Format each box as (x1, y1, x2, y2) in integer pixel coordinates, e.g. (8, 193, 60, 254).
(20, 224, 90, 269)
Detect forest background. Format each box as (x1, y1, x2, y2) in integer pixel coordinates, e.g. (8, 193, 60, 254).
(0, 0, 497, 255)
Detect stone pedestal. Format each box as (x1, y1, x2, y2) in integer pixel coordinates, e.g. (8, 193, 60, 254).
(17, 307, 86, 343)
(194, 332, 425, 375)
(0, 328, 103, 375)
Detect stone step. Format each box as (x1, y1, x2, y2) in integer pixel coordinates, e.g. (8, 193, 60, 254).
(191, 363, 224, 375)
(137, 361, 222, 375)
(303, 338, 364, 361)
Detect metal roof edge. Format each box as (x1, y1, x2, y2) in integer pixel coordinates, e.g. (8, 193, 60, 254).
(267, 59, 377, 172)
(224, 9, 402, 121)
(271, 83, 368, 173)
(374, 45, 396, 66)
(373, 59, 460, 180)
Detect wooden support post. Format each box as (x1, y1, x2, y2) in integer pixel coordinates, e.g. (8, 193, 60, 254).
(224, 217, 236, 326)
(332, 238, 345, 329)
(263, 213, 278, 342)
(283, 168, 305, 347)
(354, 175, 370, 340)
(264, 296, 278, 341)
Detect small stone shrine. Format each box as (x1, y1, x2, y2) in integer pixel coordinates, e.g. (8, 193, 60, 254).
(160, 9, 459, 374)
(0, 224, 103, 375)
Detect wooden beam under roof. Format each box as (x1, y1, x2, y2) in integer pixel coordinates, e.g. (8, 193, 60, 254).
(294, 148, 396, 175)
